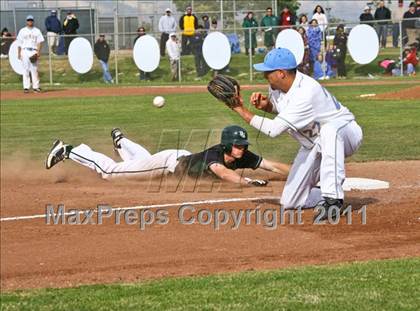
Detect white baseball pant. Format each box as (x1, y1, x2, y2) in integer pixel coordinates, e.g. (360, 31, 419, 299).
(69, 137, 191, 179)
(21, 49, 40, 89)
(281, 120, 363, 209)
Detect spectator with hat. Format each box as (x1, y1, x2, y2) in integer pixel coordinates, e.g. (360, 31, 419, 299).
(403, 2, 420, 45)
(359, 6, 374, 25)
(63, 11, 79, 55)
(16, 15, 44, 93)
(179, 6, 198, 55)
(134, 27, 151, 81)
(94, 34, 113, 84)
(202, 15, 210, 34)
(166, 33, 180, 81)
(45, 9, 61, 55)
(158, 8, 177, 57)
(333, 24, 348, 79)
(0, 27, 13, 58)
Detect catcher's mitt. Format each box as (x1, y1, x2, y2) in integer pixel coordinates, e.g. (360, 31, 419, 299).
(29, 53, 38, 63)
(207, 75, 241, 108)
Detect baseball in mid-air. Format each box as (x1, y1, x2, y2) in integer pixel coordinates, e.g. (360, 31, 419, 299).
(153, 96, 165, 108)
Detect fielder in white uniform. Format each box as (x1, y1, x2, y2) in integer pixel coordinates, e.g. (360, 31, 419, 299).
(17, 15, 44, 93)
(232, 48, 363, 220)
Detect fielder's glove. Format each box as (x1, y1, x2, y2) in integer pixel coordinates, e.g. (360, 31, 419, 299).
(29, 53, 38, 63)
(244, 177, 269, 187)
(207, 74, 241, 109)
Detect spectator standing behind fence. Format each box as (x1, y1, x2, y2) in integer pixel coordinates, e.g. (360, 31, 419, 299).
(297, 27, 310, 75)
(166, 33, 180, 81)
(307, 19, 322, 64)
(17, 15, 44, 93)
(299, 14, 309, 30)
(158, 8, 177, 57)
(325, 44, 337, 78)
(179, 6, 198, 55)
(190, 26, 208, 79)
(45, 10, 61, 55)
(63, 11, 79, 55)
(403, 2, 420, 45)
(279, 6, 296, 30)
(392, 0, 405, 48)
(312, 5, 328, 33)
(243, 12, 258, 56)
(333, 24, 348, 79)
(261, 7, 279, 50)
(94, 34, 113, 84)
(134, 27, 151, 81)
(392, 45, 418, 75)
(360, 6, 374, 25)
(0, 27, 13, 58)
(374, 1, 391, 48)
(202, 15, 210, 34)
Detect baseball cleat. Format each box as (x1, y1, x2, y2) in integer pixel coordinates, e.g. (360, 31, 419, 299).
(33, 88, 41, 93)
(313, 197, 344, 222)
(24, 89, 29, 93)
(45, 140, 70, 169)
(111, 128, 124, 149)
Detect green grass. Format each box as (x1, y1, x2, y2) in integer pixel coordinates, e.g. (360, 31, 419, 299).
(1, 48, 419, 90)
(1, 84, 419, 162)
(1, 258, 419, 310)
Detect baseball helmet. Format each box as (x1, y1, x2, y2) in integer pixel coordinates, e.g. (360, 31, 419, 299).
(221, 125, 249, 153)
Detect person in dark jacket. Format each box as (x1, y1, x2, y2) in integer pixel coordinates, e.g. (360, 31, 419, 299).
(359, 6, 374, 25)
(403, 2, 420, 45)
(179, 6, 198, 55)
(63, 11, 79, 54)
(190, 26, 208, 78)
(133, 27, 151, 81)
(242, 12, 258, 55)
(374, 1, 391, 48)
(333, 24, 348, 78)
(45, 10, 61, 55)
(0, 27, 13, 57)
(94, 34, 113, 84)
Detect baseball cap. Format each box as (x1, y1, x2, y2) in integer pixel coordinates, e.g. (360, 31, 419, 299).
(26, 15, 34, 21)
(364, 6, 370, 10)
(253, 48, 297, 72)
(170, 33, 177, 37)
(165, 8, 172, 12)
(51, 9, 57, 14)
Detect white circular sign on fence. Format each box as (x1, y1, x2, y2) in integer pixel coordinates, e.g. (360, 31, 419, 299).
(202, 32, 231, 70)
(8, 41, 24, 75)
(68, 37, 93, 74)
(275, 29, 304, 65)
(133, 35, 160, 72)
(348, 24, 379, 65)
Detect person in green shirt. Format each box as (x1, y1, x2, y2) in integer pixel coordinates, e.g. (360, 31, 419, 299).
(260, 7, 279, 50)
(242, 11, 258, 55)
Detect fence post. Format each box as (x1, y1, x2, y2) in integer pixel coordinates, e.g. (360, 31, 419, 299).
(114, 11, 119, 84)
(399, 20, 403, 76)
(48, 38, 53, 85)
(248, 28, 253, 82)
(178, 58, 182, 82)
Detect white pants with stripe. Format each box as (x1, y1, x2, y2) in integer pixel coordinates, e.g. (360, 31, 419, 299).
(281, 120, 363, 209)
(21, 49, 40, 89)
(69, 137, 191, 179)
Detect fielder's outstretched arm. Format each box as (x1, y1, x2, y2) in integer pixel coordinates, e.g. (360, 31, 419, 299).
(209, 163, 268, 187)
(259, 159, 290, 176)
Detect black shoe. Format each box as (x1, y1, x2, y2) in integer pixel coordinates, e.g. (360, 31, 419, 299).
(45, 140, 71, 169)
(24, 89, 29, 93)
(33, 88, 41, 93)
(111, 128, 124, 149)
(314, 197, 344, 222)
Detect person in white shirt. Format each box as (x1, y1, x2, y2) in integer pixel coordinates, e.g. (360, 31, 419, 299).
(230, 48, 363, 221)
(17, 15, 44, 93)
(166, 33, 180, 81)
(312, 5, 328, 33)
(158, 8, 177, 57)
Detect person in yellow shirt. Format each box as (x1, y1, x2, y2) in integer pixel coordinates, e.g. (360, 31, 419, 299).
(179, 6, 198, 55)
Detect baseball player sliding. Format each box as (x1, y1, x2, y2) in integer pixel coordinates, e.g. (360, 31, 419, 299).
(208, 48, 363, 221)
(45, 126, 290, 188)
(17, 15, 44, 93)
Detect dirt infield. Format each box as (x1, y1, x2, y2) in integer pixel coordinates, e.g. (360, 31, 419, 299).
(2, 80, 419, 101)
(374, 85, 420, 100)
(1, 160, 419, 291)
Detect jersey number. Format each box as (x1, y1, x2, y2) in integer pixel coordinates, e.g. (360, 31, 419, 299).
(302, 121, 320, 139)
(321, 86, 341, 110)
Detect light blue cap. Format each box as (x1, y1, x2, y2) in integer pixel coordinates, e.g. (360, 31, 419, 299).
(26, 15, 34, 20)
(254, 47, 297, 71)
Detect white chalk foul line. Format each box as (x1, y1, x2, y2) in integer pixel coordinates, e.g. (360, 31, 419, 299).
(0, 196, 279, 222)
